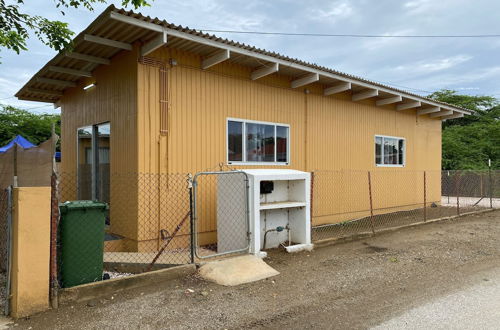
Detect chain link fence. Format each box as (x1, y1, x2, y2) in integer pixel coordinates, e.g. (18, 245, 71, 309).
(56, 172, 193, 284)
(311, 170, 500, 242)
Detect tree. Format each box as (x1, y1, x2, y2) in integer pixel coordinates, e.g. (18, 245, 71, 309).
(0, 0, 150, 57)
(0, 105, 60, 147)
(429, 90, 500, 170)
(428, 89, 498, 128)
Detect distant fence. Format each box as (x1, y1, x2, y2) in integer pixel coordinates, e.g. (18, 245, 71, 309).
(311, 170, 500, 242)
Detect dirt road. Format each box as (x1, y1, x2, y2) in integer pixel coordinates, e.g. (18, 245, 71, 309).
(12, 210, 500, 329)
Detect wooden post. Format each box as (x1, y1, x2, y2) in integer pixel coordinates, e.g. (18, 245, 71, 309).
(423, 171, 427, 222)
(367, 171, 375, 234)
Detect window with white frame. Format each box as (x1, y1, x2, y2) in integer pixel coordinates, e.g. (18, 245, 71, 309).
(375, 135, 405, 166)
(227, 119, 289, 164)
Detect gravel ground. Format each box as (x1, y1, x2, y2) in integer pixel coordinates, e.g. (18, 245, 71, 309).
(10, 210, 500, 330)
(372, 266, 500, 329)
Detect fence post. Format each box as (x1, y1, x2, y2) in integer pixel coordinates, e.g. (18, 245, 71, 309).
(456, 172, 460, 216)
(49, 173, 59, 309)
(423, 171, 427, 222)
(447, 171, 450, 204)
(188, 174, 195, 264)
(367, 171, 375, 235)
(489, 163, 493, 209)
(310, 171, 315, 231)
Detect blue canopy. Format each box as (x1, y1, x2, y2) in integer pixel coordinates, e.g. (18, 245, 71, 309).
(0, 135, 36, 153)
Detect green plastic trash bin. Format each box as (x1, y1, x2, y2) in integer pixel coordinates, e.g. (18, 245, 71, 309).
(59, 200, 107, 288)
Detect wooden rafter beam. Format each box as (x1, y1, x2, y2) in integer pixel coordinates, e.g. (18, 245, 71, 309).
(202, 49, 230, 69)
(442, 112, 464, 120)
(65, 52, 110, 65)
(84, 34, 132, 50)
(48, 66, 92, 77)
(251, 63, 279, 80)
(291, 73, 319, 88)
(429, 109, 453, 118)
(376, 95, 402, 106)
(27, 88, 63, 97)
(352, 89, 378, 101)
(324, 82, 351, 96)
(396, 101, 421, 111)
(141, 31, 168, 56)
(417, 106, 440, 116)
(36, 77, 76, 88)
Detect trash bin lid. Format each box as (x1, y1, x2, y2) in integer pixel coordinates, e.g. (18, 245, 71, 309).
(59, 200, 108, 213)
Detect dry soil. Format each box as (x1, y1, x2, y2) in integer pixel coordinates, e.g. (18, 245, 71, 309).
(11, 210, 500, 329)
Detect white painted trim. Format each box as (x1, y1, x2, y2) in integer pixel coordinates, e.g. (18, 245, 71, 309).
(26, 88, 63, 96)
(141, 31, 168, 56)
(49, 66, 92, 77)
(251, 63, 279, 80)
(108, 11, 471, 115)
(352, 89, 378, 101)
(417, 106, 440, 116)
(202, 49, 230, 69)
(291, 73, 319, 88)
(429, 109, 453, 118)
(442, 113, 464, 120)
(376, 95, 402, 106)
(397, 101, 421, 111)
(84, 34, 132, 50)
(65, 52, 110, 65)
(324, 82, 351, 96)
(374, 135, 406, 167)
(226, 117, 290, 166)
(36, 77, 76, 87)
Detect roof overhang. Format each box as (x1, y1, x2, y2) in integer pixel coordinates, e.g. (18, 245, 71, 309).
(15, 5, 473, 120)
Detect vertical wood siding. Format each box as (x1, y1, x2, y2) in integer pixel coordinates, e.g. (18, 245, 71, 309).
(60, 44, 443, 250)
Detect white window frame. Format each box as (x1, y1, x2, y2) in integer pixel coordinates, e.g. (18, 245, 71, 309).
(375, 134, 406, 167)
(226, 118, 290, 166)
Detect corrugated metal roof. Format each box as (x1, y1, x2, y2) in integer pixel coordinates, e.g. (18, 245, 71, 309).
(15, 5, 472, 116)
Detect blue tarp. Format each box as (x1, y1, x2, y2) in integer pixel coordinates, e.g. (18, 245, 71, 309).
(0, 135, 36, 153)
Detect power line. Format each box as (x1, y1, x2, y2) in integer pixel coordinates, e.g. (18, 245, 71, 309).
(197, 29, 500, 39)
(0, 102, 54, 111)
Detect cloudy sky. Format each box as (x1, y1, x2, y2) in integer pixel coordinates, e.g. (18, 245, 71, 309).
(1, 0, 500, 113)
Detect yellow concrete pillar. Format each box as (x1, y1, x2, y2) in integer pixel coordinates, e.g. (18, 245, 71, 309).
(11, 187, 51, 318)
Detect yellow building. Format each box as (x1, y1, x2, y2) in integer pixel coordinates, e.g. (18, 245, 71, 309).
(16, 6, 471, 252)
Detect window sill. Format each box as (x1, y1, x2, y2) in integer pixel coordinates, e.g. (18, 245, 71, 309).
(376, 164, 405, 168)
(228, 162, 289, 166)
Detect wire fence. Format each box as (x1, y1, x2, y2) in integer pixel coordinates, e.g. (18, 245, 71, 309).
(56, 172, 193, 286)
(52, 169, 500, 287)
(311, 170, 500, 242)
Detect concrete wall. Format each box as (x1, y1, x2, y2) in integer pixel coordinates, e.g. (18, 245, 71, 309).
(11, 187, 51, 318)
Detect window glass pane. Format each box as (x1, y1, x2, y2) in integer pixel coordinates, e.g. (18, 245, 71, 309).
(398, 139, 404, 165)
(246, 123, 275, 162)
(384, 137, 399, 165)
(228, 121, 243, 161)
(77, 126, 92, 199)
(375, 136, 382, 164)
(276, 126, 288, 162)
(97, 123, 110, 203)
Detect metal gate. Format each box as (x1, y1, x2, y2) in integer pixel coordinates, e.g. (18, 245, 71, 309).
(192, 171, 250, 259)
